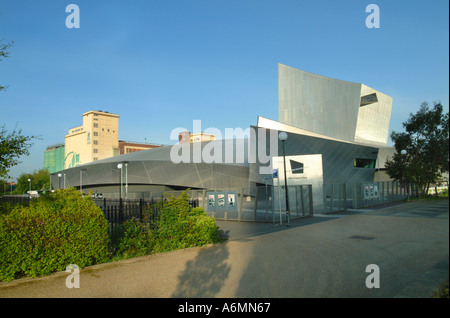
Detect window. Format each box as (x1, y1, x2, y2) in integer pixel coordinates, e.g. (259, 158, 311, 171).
(93, 132, 98, 136)
(360, 93, 378, 107)
(290, 160, 304, 174)
(93, 157, 98, 161)
(93, 140, 98, 145)
(93, 123, 98, 128)
(93, 149, 98, 154)
(354, 158, 376, 168)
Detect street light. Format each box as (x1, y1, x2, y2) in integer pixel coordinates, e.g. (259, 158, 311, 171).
(80, 169, 87, 195)
(124, 162, 129, 200)
(117, 163, 124, 223)
(57, 173, 62, 189)
(401, 149, 409, 199)
(27, 178, 31, 194)
(278, 131, 290, 226)
(117, 163, 123, 200)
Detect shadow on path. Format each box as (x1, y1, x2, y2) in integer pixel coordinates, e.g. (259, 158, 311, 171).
(171, 242, 230, 297)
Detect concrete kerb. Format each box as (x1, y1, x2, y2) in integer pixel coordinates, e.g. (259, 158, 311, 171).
(0, 242, 216, 290)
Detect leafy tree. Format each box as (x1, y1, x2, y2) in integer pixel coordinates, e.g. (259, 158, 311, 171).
(0, 38, 14, 92)
(0, 125, 37, 179)
(14, 169, 51, 194)
(1, 36, 36, 178)
(385, 102, 449, 195)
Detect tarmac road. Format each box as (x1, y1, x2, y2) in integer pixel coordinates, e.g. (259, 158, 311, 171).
(0, 199, 448, 298)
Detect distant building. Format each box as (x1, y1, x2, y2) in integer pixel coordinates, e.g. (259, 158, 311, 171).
(118, 140, 163, 155)
(64, 110, 120, 168)
(44, 143, 65, 173)
(179, 131, 216, 144)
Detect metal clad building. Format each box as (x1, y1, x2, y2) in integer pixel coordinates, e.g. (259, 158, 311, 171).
(50, 64, 394, 213)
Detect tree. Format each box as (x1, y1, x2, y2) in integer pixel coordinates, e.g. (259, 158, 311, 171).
(0, 125, 37, 179)
(0, 38, 14, 92)
(14, 169, 51, 194)
(385, 102, 449, 196)
(1, 37, 37, 178)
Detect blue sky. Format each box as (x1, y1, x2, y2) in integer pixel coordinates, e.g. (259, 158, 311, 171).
(0, 0, 448, 180)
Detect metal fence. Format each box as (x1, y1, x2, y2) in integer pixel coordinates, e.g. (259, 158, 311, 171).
(141, 186, 314, 224)
(92, 196, 204, 233)
(322, 181, 419, 213)
(0, 195, 31, 205)
(323, 184, 347, 214)
(351, 181, 418, 209)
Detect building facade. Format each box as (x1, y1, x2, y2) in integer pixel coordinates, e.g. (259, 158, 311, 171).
(64, 110, 120, 168)
(179, 131, 216, 143)
(43, 144, 65, 173)
(118, 141, 163, 154)
(278, 64, 392, 146)
(51, 64, 395, 214)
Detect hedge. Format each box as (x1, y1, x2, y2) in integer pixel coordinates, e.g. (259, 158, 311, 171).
(0, 188, 110, 281)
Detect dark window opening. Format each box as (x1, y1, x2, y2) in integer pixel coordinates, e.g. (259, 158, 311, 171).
(360, 93, 378, 107)
(290, 160, 304, 174)
(354, 158, 376, 169)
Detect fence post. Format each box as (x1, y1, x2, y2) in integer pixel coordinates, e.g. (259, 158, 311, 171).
(342, 184, 347, 211)
(238, 188, 244, 222)
(300, 185, 305, 216)
(253, 188, 258, 222)
(271, 185, 275, 223)
(119, 198, 123, 223)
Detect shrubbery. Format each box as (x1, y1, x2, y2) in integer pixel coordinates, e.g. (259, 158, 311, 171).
(113, 191, 222, 258)
(0, 188, 222, 281)
(0, 188, 110, 281)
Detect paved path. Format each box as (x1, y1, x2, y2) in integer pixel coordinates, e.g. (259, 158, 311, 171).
(0, 199, 448, 298)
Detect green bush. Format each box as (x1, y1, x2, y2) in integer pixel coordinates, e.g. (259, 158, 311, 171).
(153, 191, 221, 252)
(0, 188, 109, 281)
(113, 191, 222, 258)
(0, 202, 14, 217)
(113, 218, 155, 258)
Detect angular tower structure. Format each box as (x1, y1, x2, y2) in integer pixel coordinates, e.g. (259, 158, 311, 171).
(278, 64, 392, 146)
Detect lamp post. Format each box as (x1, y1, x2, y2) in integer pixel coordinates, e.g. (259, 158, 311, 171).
(124, 161, 129, 200)
(117, 163, 123, 200)
(57, 173, 62, 189)
(401, 149, 409, 199)
(80, 169, 87, 195)
(117, 163, 124, 223)
(27, 178, 31, 194)
(278, 132, 290, 226)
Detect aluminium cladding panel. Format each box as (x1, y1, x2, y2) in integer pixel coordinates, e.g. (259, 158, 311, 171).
(354, 85, 392, 145)
(250, 126, 378, 186)
(50, 159, 250, 191)
(278, 64, 362, 143)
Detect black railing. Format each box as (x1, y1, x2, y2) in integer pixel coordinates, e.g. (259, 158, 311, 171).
(0, 196, 31, 205)
(93, 198, 200, 233)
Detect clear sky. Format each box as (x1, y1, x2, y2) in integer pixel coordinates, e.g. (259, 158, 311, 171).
(0, 0, 448, 180)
